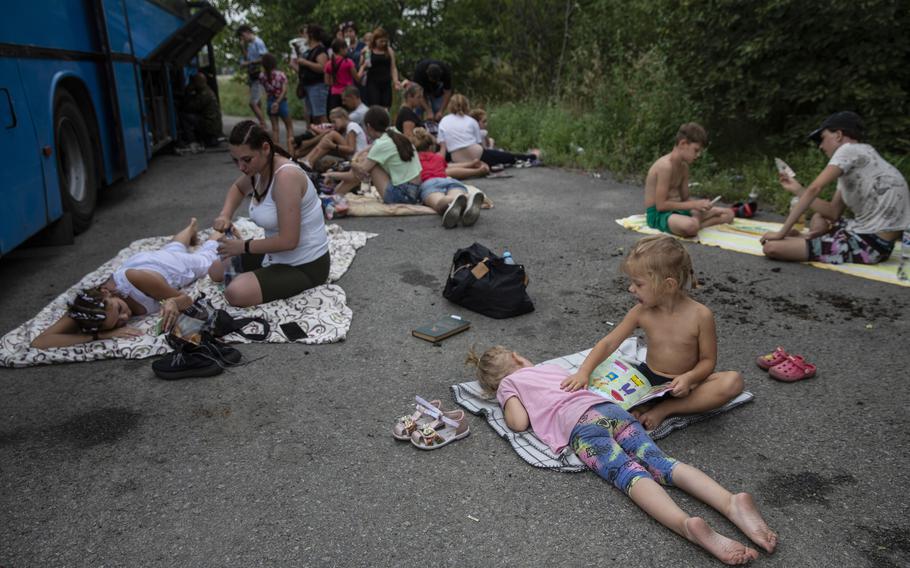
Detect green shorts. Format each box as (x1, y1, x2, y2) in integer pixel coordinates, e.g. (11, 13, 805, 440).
(646, 205, 691, 234)
(239, 251, 331, 303)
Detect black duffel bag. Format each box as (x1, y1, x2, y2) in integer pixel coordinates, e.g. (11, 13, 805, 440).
(443, 243, 534, 319)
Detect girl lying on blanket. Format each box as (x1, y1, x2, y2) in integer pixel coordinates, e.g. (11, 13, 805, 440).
(31, 219, 223, 349)
(467, 345, 777, 565)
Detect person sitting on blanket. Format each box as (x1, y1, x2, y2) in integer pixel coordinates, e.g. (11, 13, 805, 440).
(563, 235, 744, 430)
(467, 345, 777, 565)
(31, 218, 222, 349)
(410, 127, 485, 228)
(210, 121, 331, 307)
(299, 106, 368, 171)
(346, 106, 423, 204)
(644, 123, 734, 237)
(760, 111, 910, 265)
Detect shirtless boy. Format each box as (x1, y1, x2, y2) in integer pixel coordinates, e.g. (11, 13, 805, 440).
(644, 123, 734, 237)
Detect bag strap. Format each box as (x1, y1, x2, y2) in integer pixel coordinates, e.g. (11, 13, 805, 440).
(228, 317, 271, 341)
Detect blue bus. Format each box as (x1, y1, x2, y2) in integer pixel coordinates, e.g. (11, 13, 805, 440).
(0, 0, 225, 255)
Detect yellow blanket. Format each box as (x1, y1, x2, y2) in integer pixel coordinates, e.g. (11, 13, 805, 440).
(616, 214, 908, 288)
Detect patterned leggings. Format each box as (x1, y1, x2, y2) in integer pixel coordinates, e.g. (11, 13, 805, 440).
(570, 403, 678, 495)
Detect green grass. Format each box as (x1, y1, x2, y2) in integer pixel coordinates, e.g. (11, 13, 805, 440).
(218, 75, 308, 120)
(486, 100, 910, 214)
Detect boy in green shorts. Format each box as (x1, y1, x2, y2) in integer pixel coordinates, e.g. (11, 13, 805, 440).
(644, 123, 733, 237)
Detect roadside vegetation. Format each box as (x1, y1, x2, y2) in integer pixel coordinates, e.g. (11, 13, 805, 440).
(214, 0, 910, 212)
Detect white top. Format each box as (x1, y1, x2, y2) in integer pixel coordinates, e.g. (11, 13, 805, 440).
(249, 162, 329, 266)
(346, 121, 368, 152)
(348, 103, 368, 128)
(112, 241, 219, 315)
(437, 114, 482, 152)
(829, 143, 910, 233)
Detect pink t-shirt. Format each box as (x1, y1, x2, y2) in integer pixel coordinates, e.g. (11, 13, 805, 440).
(496, 364, 608, 453)
(324, 56, 356, 95)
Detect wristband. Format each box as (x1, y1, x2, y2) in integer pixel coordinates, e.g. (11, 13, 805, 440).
(245, 239, 253, 254)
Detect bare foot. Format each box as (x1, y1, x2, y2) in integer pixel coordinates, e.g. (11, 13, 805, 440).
(685, 517, 758, 565)
(728, 493, 778, 553)
(186, 217, 199, 246)
(637, 405, 671, 431)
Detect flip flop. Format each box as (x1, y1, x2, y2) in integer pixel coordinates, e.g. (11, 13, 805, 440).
(769, 355, 817, 382)
(392, 396, 442, 440)
(756, 347, 789, 370)
(410, 409, 470, 450)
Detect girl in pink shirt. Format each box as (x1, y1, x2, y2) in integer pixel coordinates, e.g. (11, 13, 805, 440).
(324, 38, 359, 115)
(467, 346, 777, 565)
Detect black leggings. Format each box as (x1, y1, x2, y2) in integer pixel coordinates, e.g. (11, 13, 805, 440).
(480, 148, 536, 167)
(365, 79, 392, 109)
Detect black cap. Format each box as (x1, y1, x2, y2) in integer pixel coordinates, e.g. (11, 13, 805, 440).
(808, 111, 864, 143)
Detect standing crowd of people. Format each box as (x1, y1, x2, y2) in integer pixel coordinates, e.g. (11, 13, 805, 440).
(234, 21, 541, 228)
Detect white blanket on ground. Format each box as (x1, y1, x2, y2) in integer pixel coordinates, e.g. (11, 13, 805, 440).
(0, 220, 375, 368)
(451, 337, 755, 472)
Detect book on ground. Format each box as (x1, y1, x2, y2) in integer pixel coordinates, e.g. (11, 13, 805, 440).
(412, 315, 471, 343)
(588, 354, 672, 410)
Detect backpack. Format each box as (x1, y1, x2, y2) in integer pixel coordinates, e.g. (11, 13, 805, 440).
(443, 243, 534, 319)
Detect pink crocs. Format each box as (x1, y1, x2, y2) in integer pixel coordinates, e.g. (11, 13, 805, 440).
(768, 355, 817, 382)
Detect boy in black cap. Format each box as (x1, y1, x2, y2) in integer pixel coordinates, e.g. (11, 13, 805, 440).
(761, 111, 910, 265)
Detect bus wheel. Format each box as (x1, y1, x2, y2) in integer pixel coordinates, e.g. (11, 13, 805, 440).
(54, 90, 97, 233)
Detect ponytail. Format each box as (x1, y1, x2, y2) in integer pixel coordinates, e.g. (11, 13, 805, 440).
(364, 106, 414, 162)
(229, 120, 295, 198)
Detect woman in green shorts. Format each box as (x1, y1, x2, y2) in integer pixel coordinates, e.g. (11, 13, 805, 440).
(210, 121, 331, 306)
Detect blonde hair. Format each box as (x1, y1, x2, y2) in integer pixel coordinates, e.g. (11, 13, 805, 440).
(329, 107, 349, 121)
(622, 235, 696, 293)
(445, 94, 470, 116)
(410, 127, 435, 151)
(469, 108, 487, 123)
(465, 345, 516, 395)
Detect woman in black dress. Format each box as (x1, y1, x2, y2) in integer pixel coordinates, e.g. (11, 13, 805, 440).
(359, 27, 400, 110)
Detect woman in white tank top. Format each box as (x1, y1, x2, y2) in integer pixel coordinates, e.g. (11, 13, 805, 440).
(210, 121, 330, 307)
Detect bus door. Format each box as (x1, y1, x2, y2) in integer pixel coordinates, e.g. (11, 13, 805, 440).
(92, 0, 149, 179)
(0, 60, 47, 255)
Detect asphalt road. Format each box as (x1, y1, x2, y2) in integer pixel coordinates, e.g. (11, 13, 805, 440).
(1, 137, 908, 567)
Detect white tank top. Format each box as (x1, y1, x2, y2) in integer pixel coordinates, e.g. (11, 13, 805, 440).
(249, 162, 329, 266)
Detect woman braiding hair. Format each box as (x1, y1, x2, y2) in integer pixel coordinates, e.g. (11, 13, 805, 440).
(211, 121, 331, 307)
(347, 106, 422, 204)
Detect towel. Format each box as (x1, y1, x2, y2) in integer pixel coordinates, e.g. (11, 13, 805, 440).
(0, 220, 375, 368)
(616, 214, 909, 288)
(451, 338, 755, 472)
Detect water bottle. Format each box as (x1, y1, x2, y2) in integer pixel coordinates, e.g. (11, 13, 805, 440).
(502, 250, 515, 265)
(222, 228, 240, 288)
(897, 230, 910, 281)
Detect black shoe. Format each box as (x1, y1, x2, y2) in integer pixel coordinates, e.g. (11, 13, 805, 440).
(196, 336, 242, 366)
(152, 350, 224, 380)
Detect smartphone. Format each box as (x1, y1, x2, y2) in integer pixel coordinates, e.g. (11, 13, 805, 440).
(280, 321, 308, 341)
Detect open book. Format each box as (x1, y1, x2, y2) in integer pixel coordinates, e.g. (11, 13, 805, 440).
(588, 354, 672, 410)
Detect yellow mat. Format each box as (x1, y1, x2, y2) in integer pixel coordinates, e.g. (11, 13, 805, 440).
(616, 214, 909, 288)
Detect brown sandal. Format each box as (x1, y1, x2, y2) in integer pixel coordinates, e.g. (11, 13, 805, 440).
(410, 409, 470, 450)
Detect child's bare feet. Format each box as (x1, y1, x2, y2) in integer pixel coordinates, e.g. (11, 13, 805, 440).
(634, 404, 671, 431)
(187, 218, 199, 246)
(685, 517, 759, 565)
(728, 493, 778, 553)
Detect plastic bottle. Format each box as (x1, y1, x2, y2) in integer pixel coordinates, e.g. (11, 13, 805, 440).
(502, 250, 515, 265)
(222, 228, 240, 289)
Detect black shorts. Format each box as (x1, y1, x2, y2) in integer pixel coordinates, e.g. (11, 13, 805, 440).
(633, 361, 674, 386)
